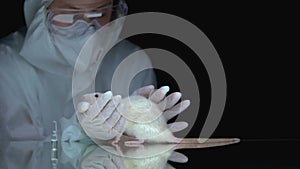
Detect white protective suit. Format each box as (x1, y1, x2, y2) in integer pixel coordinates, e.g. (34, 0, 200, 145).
(0, 0, 156, 141)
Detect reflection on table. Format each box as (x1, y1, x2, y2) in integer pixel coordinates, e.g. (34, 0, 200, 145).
(0, 138, 239, 169)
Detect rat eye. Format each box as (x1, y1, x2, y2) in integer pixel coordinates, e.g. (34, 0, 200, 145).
(94, 94, 99, 98)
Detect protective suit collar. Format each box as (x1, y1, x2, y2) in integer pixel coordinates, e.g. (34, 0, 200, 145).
(20, 5, 73, 76)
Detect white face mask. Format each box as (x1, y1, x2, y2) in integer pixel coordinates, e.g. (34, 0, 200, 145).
(49, 19, 102, 66)
(49, 19, 101, 37)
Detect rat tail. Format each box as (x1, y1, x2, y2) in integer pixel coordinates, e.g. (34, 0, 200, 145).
(173, 138, 240, 145)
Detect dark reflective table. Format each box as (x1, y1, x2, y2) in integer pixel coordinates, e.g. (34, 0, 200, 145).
(1, 139, 299, 169)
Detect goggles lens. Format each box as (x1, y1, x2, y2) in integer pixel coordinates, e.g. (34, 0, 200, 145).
(47, 0, 128, 27)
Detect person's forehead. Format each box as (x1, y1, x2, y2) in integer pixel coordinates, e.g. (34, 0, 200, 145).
(53, 0, 113, 8)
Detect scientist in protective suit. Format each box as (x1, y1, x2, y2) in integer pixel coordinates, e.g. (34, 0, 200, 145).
(0, 0, 190, 142)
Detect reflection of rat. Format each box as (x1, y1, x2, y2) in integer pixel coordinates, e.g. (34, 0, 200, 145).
(89, 141, 240, 169)
(112, 95, 235, 146)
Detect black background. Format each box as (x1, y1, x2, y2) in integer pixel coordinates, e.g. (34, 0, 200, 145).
(1, 1, 299, 168)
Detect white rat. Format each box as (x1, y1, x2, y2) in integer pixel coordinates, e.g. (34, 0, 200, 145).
(78, 94, 239, 146)
(115, 95, 180, 145)
(114, 95, 227, 146)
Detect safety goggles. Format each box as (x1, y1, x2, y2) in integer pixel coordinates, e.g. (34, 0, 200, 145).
(46, 0, 128, 27)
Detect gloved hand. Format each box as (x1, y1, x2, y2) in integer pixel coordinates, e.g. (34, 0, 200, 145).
(77, 85, 191, 141)
(132, 85, 191, 133)
(77, 91, 126, 141)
